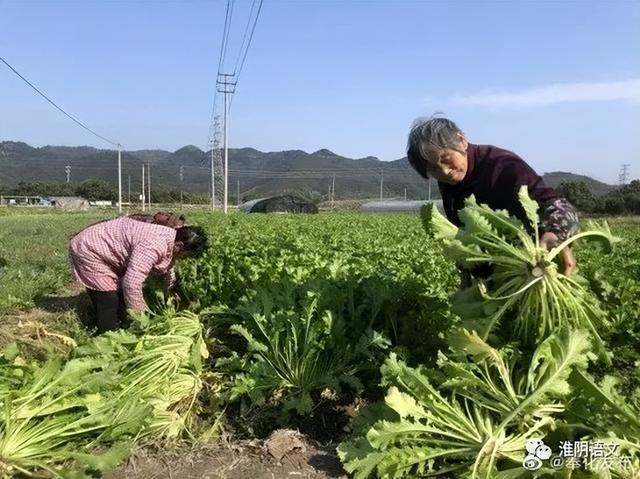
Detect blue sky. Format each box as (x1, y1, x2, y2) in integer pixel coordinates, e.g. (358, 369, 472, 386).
(1, 0, 638, 183)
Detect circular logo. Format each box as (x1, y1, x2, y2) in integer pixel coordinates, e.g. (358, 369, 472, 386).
(523, 455, 543, 471)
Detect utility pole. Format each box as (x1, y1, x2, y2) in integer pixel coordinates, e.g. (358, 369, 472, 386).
(379, 170, 384, 201)
(180, 165, 184, 207)
(331, 174, 335, 209)
(147, 161, 151, 210)
(428, 177, 432, 201)
(141, 163, 146, 212)
(619, 164, 631, 185)
(128, 175, 131, 204)
(237, 179, 240, 206)
(117, 144, 122, 214)
(404, 188, 407, 201)
(214, 121, 220, 209)
(223, 83, 229, 214)
(209, 140, 215, 210)
(65, 165, 71, 183)
(217, 73, 236, 214)
(209, 139, 215, 210)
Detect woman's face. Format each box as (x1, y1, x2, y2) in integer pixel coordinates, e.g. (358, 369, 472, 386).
(424, 134, 469, 185)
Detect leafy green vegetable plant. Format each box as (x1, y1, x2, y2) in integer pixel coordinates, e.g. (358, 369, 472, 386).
(339, 329, 590, 478)
(218, 286, 389, 415)
(421, 186, 619, 348)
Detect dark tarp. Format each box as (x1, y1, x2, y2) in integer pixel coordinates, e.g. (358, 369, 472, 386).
(239, 195, 319, 214)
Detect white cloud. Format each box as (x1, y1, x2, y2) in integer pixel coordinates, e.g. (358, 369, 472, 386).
(451, 78, 640, 107)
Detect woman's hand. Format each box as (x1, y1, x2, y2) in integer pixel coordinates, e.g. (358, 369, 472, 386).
(540, 232, 576, 276)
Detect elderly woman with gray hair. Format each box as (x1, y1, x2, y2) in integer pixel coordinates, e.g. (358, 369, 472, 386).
(407, 116, 579, 277)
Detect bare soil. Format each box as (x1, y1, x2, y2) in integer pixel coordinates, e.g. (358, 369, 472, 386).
(105, 430, 347, 479)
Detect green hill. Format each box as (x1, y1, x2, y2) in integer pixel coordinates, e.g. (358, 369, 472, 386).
(0, 141, 618, 201)
(541, 171, 615, 197)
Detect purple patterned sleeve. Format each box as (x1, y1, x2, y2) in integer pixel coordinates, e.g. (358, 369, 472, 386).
(540, 198, 580, 241)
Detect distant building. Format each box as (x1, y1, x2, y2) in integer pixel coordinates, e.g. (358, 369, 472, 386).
(0, 195, 46, 206)
(0, 195, 90, 209)
(46, 196, 90, 210)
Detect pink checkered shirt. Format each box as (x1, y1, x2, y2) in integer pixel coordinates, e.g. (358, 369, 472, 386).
(69, 217, 177, 311)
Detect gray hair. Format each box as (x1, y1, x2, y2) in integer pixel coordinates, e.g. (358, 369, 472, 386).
(406, 116, 463, 179)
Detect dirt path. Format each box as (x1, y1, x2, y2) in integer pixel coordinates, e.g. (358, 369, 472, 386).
(105, 430, 347, 479)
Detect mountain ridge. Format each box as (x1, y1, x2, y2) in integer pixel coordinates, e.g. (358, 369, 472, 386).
(0, 141, 617, 200)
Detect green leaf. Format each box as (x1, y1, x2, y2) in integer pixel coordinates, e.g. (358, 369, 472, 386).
(384, 387, 428, 420)
(420, 203, 458, 239)
(517, 185, 540, 233)
(69, 442, 131, 471)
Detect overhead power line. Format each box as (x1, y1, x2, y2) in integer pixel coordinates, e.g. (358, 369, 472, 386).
(208, 0, 265, 213)
(180, 166, 421, 180)
(231, 0, 258, 75)
(217, 0, 235, 75)
(181, 165, 413, 173)
(238, 167, 413, 175)
(1, 54, 124, 212)
(227, 0, 264, 111)
(208, 0, 235, 145)
(0, 55, 118, 147)
(234, 0, 264, 82)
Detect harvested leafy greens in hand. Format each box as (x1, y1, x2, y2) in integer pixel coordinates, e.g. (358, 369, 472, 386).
(421, 186, 620, 348)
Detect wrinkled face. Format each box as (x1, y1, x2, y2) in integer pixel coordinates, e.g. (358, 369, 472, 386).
(424, 134, 469, 185)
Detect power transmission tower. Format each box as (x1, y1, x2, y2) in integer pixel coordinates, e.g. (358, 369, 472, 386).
(619, 164, 631, 185)
(65, 165, 71, 183)
(210, 115, 222, 210)
(209, 0, 263, 212)
(208, 140, 215, 210)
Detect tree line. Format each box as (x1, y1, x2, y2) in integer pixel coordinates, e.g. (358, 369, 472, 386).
(0, 180, 211, 204)
(559, 180, 640, 215)
(3, 179, 639, 214)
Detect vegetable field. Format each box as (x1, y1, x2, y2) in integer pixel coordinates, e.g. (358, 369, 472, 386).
(1, 207, 639, 478)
